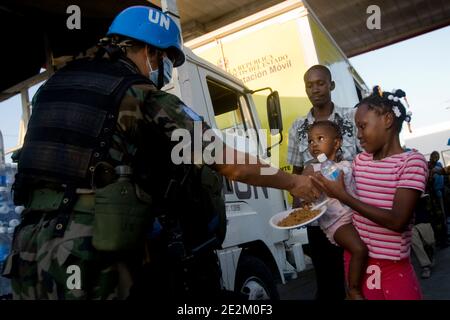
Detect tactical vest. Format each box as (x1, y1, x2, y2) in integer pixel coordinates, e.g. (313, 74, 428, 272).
(14, 57, 153, 199)
(14, 55, 226, 251)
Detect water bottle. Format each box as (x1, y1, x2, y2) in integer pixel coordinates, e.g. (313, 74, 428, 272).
(317, 153, 341, 181)
(0, 226, 12, 297)
(0, 130, 5, 168)
(0, 226, 9, 261)
(4, 164, 16, 188)
(0, 187, 10, 216)
(0, 165, 20, 229)
(0, 164, 5, 188)
(313, 153, 341, 205)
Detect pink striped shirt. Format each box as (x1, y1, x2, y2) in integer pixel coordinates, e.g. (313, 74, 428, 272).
(352, 151, 428, 260)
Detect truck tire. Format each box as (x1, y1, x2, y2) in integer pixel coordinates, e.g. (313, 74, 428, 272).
(234, 255, 280, 300)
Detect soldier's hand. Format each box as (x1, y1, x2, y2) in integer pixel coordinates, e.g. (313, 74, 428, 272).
(288, 175, 321, 203)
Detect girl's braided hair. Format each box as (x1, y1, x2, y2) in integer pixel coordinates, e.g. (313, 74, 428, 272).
(355, 86, 412, 133)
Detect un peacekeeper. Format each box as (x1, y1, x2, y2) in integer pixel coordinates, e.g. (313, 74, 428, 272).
(4, 6, 320, 300)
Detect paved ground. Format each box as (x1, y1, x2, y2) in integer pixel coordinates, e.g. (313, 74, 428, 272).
(279, 224, 450, 300)
(414, 245, 450, 300)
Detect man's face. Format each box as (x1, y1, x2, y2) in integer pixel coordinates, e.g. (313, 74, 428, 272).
(304, 69, 334, 107)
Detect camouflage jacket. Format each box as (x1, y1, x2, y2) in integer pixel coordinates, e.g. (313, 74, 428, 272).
(7, 56, 212, 300)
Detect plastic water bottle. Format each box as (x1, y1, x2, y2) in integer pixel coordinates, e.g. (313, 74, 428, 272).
(0, 226, 12, 297)
(0, 226, 9, 261)
(0, 187, 10, 216)
(313, 153, 341, 205)
(0, 164, 6, 188)
(0, 130, 5, 168)
(0, 130, 5, 188)
(0, 165, 20, 229)
(317, 153, 340, 181)
(4, 164, 16, 188)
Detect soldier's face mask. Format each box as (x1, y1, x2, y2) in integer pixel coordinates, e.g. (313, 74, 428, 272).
(145, 48, 173, 89)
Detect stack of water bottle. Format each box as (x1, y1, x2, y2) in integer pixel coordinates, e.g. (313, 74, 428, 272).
(0, 163, 23, 298)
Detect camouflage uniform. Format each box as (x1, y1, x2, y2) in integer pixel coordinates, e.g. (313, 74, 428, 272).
(6, 57, 210, 299)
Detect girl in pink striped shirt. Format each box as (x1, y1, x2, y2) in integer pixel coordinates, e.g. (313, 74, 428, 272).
(313, 86, 428, 300)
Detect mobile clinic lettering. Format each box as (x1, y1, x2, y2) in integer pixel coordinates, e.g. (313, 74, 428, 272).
(229, 54, 293, 84)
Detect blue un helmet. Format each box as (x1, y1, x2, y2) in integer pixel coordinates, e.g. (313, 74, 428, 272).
(107, 6, 185, 67)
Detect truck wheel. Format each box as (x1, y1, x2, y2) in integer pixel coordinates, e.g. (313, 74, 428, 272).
(234, 255, 280, 300)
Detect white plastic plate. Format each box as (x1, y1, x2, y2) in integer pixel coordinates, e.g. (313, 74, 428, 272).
(310, 198, 330, 211)
(270, 203, 328, 230)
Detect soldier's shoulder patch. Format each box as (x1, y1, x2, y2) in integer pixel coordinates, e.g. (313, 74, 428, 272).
(182, 105, 203, 122)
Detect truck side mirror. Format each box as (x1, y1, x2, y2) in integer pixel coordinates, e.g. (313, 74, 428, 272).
(267, 91, 283, 132)
(266, 91, 283, 157)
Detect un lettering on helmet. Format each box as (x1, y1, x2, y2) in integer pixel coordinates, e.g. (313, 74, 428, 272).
(148, 8, 170, 31)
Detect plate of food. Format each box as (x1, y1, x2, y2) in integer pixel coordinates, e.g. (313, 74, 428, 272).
(269, 201, 328, 230)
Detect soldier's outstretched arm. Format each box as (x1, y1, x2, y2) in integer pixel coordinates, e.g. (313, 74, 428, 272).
(213, 145, 320, 203)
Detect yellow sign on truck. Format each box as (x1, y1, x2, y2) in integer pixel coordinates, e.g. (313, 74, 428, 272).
(186, 0, 368, 173)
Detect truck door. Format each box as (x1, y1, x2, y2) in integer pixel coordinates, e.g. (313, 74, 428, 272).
(197, 69, 289, 248)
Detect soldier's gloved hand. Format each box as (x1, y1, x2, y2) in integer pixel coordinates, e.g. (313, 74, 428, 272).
(288, 175, 320, 203)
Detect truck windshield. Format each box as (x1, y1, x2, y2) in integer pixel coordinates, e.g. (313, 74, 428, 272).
(206, 78, 256, 130)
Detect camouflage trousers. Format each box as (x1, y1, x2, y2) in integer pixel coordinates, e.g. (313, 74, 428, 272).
(5, 209, 136, 300)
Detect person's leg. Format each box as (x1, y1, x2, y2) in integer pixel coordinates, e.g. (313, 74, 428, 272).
(416, 223, 436, 247)
(307, 225, 345, 300)
(9, 211, 112, 300)
(380, 259, 422, 300)
(188, 251, 223, 300)
(334, 224, 368, 299)
(417, 223, 436, 264)
(8, 219, 41, 299)
(411, 225, 432, 268)
(437, 195, 449, 246)
(343, 252, 385, 300)
(411, 225, 433, 278)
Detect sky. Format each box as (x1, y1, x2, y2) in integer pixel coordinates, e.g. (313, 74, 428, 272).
(349, 25, 450, 142)
(1, 25, 450, 163)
